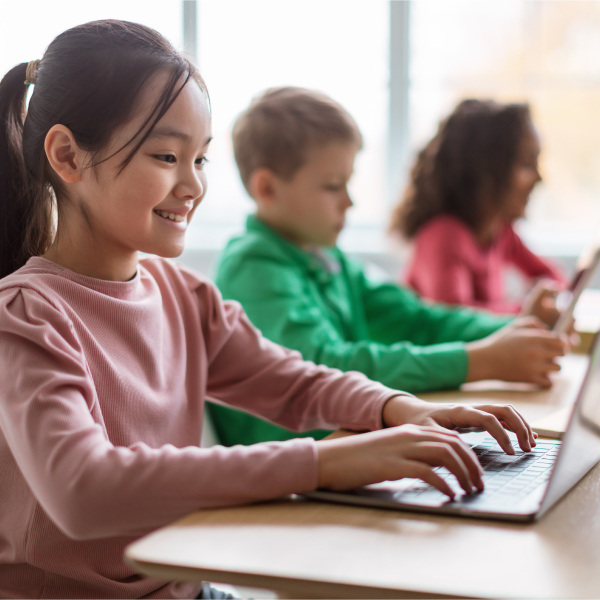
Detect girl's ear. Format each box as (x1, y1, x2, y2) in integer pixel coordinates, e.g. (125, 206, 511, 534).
(44, 124, 85, 183)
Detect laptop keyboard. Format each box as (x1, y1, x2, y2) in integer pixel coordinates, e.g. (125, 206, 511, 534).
(397, 436, 560, 505)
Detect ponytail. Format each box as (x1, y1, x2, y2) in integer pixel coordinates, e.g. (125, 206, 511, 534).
(0, 63, 53, 278)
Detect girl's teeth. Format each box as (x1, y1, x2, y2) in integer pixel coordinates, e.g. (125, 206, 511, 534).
(155, 210, 185, 223)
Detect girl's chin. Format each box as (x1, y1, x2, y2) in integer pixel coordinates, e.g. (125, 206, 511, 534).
(146, 241, 186, 259)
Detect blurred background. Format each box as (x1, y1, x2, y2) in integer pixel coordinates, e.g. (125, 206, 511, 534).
(2, 0, 600, 275)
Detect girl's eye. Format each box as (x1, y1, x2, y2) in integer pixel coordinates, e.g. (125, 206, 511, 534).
(155, 154, 176, 164)
(196, 156, 209, 167)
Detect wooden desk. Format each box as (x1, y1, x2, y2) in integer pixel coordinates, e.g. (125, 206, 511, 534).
(125, 354, 599, 599)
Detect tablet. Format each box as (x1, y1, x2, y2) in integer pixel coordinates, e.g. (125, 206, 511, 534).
(554, 241, 600, 334)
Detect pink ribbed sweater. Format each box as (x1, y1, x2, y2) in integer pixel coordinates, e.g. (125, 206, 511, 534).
(0, 257, 396, 599)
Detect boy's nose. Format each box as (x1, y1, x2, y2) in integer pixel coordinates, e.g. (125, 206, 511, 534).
(343, 190, 354, 209)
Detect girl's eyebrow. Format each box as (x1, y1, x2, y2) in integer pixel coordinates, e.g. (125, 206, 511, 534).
(148, 127, 212, 146)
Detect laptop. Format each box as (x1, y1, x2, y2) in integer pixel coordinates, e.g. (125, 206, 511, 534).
(554, 237, 600, 334)
(303, 335, 600, 523)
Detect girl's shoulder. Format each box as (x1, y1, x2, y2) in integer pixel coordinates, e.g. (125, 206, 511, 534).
(0, 258, 69, 307)
(0, 260, 78, 334)
(0, 256, 220, 311)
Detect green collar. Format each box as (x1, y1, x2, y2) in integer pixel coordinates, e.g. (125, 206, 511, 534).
(246, 215, 339, 282)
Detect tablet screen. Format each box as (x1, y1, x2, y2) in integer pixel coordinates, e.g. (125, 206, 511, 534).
(554, 241, 600, 334)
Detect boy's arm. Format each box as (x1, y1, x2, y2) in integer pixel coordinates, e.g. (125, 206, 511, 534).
(217, 257, 506, 394)
(201, 280, 397, 432)
(356, 262, 512, 346)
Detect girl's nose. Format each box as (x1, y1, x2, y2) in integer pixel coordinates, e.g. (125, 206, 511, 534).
(175, 168, 205, 201)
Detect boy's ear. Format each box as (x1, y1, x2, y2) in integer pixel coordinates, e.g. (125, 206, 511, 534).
(249, 168, 280, 207)
(44, 124, 85, 184)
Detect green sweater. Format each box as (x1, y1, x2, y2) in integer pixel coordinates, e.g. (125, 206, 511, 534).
(208, 215, 511, 446)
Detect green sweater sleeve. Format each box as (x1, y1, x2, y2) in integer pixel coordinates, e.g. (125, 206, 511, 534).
(354, 260, 511, 346)
(216, 250, 510, 394)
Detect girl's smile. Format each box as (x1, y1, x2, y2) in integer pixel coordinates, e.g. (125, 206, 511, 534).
(43, 73, 212, 281)
(154, 204, 195, 228)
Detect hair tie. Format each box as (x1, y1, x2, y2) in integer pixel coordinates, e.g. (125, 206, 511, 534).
(24, 60, 40, 86)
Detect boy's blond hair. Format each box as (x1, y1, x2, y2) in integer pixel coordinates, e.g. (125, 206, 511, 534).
(232, 87, 363, 195)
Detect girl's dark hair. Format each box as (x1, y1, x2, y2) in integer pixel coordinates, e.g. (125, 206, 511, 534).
(390, 99, 532, 239)
(0, 19, 207, 278)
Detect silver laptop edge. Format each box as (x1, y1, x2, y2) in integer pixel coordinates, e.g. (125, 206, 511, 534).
(536, 332, 600, 518)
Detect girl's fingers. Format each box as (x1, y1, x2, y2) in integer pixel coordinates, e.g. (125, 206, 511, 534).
(535, 375, 553, 388)
(464, 410, 515, 455)
(427, 428, 485, 481)
(544, 360, 562, 372)
(400, 461, 457, 500)
(542, 337, 567, 355)
(476, 404, 535, 451)
(387, 427, 484, 494)
(411, 442, 473, 494)
(421, 438, 485, 491)
(406, 431, 485, 493)
(514, 316, 545, 330)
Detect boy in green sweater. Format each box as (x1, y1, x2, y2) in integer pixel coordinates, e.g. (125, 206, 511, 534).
(209, 87, 567, 446)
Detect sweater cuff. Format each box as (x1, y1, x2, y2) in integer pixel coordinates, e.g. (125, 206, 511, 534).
(427, 342, 468, 388)
(404, 342, 469, 392)
(262, 437, 320, 494)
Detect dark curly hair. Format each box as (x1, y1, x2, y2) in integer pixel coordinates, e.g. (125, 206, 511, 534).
(390, 99, 533, 239)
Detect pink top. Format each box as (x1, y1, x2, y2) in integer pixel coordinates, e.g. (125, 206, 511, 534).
(0, 256, 397, 599)
(405, 215, 565, 313)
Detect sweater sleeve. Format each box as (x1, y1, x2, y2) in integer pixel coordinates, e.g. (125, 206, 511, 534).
(196, 277, 396, 432)
(216, 254, 510, 394)
(358, 263, 510, 346)
(504, 227, 567, 285)
(0, 287, 389, 541)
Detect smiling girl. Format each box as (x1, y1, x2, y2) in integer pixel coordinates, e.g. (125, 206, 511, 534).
(0, 22, 538, 599)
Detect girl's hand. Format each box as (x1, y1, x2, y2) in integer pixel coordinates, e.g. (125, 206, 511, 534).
(381, 395, 537, 454)
(520, 279, 561, 328)
(316, 424, 484, 499)
(466, 317, 567, 388)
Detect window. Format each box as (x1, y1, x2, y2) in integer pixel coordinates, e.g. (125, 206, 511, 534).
(0, 1, 182, 77)
(192, 0, 389, 249)
(2, 1, 599, 257)
(407, 1, 600, 254)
